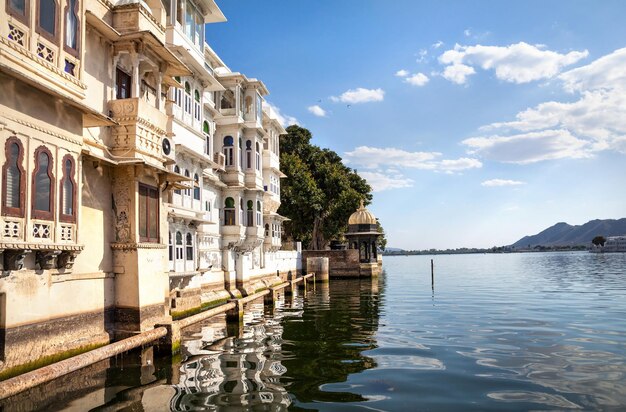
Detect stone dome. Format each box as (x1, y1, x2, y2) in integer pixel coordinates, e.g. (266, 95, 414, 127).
(348, 201, 377, 225)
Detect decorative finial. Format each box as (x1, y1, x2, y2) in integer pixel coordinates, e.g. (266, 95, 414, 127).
(359, 200, 365, 210)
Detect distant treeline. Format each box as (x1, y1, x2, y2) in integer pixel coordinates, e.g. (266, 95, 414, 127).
(383, 244, 588, 256)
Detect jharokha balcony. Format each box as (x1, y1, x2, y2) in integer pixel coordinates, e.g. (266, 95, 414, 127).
(107, 97, 168, 167)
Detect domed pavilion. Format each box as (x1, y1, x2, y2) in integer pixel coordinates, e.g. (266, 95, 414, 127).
(345, 201, 381, 264)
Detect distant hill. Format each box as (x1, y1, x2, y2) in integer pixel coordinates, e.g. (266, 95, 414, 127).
(511, 218, 626, 248)
(385, 247, 403, 252)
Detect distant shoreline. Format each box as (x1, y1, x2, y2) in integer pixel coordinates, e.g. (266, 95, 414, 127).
(383, 245, 588, 256)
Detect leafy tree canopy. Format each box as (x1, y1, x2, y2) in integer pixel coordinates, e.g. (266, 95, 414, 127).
(279, 125, 386, 250)
(592, 235, 606, 246)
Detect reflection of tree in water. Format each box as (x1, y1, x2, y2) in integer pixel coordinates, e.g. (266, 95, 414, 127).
(281, 278, 381, 406)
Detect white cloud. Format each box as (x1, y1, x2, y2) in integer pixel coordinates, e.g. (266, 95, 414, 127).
(331, 88, 385, 104)
(395, 69, 410, 77)
(468, 48, 626, 162)
(464, 29, 472, 37)
(432, 41, 444, 49)
(463, 130, 591, 164)
(442, 64, 476, 84)
(358, 171, 414, 192)
(344, 146, 482, 172)
(439, 42, 588, 84)
(307, 105, 327, 117)
(481, 179, 526, 187)
(416, 49, 428, 63)
(263, 101, 299, 127)
(405, 72, 430, 87)
(559, 47, 626, 92)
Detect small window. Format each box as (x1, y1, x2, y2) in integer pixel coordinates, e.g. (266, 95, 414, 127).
(138, 184, 159, 243)
(246, 200, 254, 227)
(246, 140, 252, 169)
(175, 231, 183, 259)
(255, 142, 261, 171)
(224, 197, 235, 225)
(193, 174, 200, 200)
(184, 170, 190, 197)
(184, 82, 191, 114)
(64, 0, 79, 53)
(186, 232, 193, 261)
(238, 137, 243, 169)
(59, 155, 76, 222)
(173, 165, 181, 195)
(32, 146, 54, 220)
(256, 201, 262, 226)
(7, 0, 29, 25)
(203, 121, 211, 155)
(168, 232, 173, 261)
(2, 137, 25, 217)
(37, 0, 58, 40)
(116, 68, 131, 99)
(223, 136, 234, 166)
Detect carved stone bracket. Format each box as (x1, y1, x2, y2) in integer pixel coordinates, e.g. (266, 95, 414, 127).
(36, 250, 61, 270)
(56, 251, 78, 269)
(3, 249, 31, 271)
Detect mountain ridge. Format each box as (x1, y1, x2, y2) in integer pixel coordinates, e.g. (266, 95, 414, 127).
(511, 218, 626, 247)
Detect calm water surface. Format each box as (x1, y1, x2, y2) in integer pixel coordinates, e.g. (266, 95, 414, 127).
(4, 251, 626, 411)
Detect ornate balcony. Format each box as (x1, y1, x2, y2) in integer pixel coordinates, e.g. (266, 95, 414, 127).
(112, 3, 166, 43)
(108, 97, 168, 167)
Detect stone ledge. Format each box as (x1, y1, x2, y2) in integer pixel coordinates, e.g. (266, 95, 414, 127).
(0, 242, 84, 251)
(110, 242, 167, 250)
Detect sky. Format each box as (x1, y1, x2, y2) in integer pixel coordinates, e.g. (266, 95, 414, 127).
(205, 0, 626, 250)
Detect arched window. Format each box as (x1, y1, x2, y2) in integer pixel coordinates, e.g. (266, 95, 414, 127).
(245, 140, 252, 169)
(256, 201, 262, 226)
(2, 137, 26, 217)
(64, 0, 79, 53)
(173, 165, 181, 195)
(239, 198, 244, 225)
(246, 200, 254, 227)
(238, 137, 243, 170)
(184, 169, 190, 197)
(255, 142, 260, 171)
(224, 197, 235, 225)
(59, 155, 76, 222)
(184, 82, 191, 114)
(37, 0, 58, 40)
(223, 136, 234, 166)
(175, 231, 183, 260)
(203, 121, 211, 155)
(186, 232, 193, 261)
(168, 232, 173, 262)
(194, 90, 201, 121)
(193, 173, 200, 200)
(32, 146, 54, 220)
(174, 77, 182, 107)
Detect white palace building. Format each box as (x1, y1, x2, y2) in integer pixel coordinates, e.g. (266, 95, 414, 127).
(0, 0, 298, 377)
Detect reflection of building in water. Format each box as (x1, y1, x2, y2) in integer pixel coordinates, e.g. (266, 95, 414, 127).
(170, 299, 293, 410)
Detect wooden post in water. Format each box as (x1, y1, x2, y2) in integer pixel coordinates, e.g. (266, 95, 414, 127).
(431, 259, 434, 288)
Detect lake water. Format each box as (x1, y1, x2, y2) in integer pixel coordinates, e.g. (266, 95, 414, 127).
(4, 251, 626, 411)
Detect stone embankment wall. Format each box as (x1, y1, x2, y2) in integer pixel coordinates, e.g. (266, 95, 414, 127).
(302, 250, 381, 278)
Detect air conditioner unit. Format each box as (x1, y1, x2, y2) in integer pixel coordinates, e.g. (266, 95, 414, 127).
(213, 152, 225, 170)
(161, 137, 176, 165)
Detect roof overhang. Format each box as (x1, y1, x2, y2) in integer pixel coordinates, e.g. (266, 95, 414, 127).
(168, 45, 224, 91)
(85, 13, 191, 78)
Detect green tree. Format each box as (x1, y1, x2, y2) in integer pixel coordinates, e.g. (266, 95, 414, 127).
(592, 235, 606, 247)
(279, 125, 379, 250)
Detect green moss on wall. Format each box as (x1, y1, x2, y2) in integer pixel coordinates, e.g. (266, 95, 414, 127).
(0, 341, 107, 382)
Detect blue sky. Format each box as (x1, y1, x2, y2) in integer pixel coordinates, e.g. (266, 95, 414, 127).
(206, 1, 626, 249)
